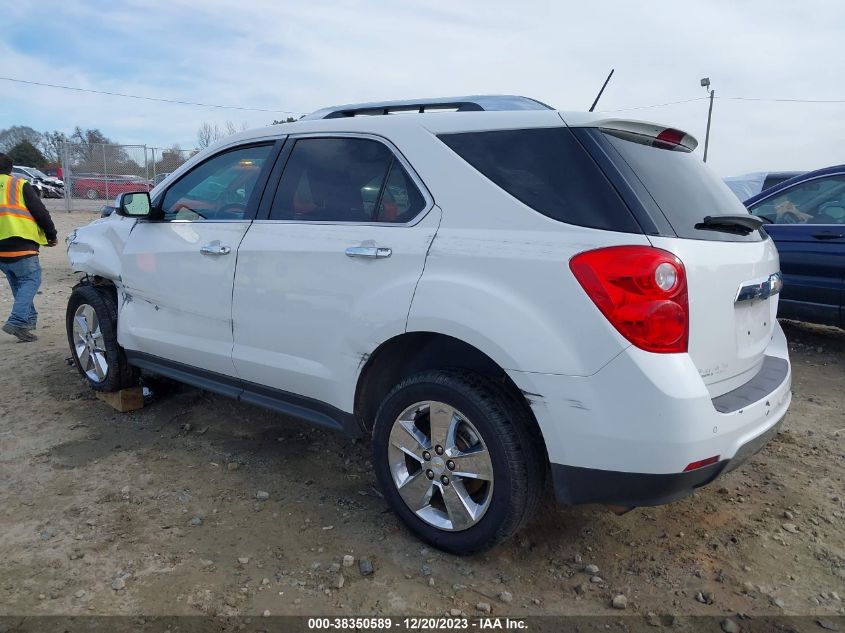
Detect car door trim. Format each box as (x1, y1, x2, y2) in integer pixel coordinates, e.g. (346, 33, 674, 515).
(124, 350, 362, 436)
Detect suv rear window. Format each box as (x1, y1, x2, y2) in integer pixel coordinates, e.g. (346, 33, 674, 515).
(439, 128, 641, 233)
(600, 130, 763, 242)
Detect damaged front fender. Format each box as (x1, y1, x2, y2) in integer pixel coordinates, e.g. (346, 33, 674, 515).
(67, 215, 137, 281)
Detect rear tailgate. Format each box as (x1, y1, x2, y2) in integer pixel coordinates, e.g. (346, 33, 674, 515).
(577, 121, 781, 398)
(649, 235, 780, 396)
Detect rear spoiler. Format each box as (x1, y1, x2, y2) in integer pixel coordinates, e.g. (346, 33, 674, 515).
(589, 119, 699, 152)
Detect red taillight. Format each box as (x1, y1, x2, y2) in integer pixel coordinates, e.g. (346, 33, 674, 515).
(653, 128, 685, 149)
(683, 455, 720, 472)
(569, 246, 689, 353)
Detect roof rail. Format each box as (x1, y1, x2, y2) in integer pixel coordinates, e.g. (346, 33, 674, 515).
(301, 95, 554, 120)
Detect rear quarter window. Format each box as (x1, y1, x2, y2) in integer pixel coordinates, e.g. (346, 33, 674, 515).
(438, 127, 641, 233)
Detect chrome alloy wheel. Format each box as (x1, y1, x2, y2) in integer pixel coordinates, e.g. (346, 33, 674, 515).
(388, 401, 494, 531)
(72, 304, 108, 382)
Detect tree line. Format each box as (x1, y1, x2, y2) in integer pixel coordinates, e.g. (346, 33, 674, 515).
(0, 117, 299, 171)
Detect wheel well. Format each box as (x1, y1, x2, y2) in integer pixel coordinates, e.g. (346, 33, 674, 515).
(354, 332, 546, 450)
(74, 275, 118, 301)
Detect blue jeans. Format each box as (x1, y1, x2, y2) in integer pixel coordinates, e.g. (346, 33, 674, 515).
(1, 256, 41, 329)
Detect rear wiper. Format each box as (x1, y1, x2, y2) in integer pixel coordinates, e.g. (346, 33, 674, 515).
(695, 214, 766, 235)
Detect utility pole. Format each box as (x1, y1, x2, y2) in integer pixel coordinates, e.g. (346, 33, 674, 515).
(701, 77, 715, 162)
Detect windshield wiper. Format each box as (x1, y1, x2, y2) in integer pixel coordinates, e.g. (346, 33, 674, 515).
(694, 214, 765, 235)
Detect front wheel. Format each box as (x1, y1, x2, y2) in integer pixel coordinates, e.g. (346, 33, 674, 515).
(66, 284, 137, 392)
(372, 370, 544, 554)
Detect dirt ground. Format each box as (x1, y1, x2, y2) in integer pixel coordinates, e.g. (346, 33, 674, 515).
(0, 205, 843, 620)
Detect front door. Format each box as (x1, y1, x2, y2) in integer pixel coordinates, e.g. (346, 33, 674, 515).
(232, 136, 439, 412)
(749, 173, 845, 327)
(118, 142, 279, 375)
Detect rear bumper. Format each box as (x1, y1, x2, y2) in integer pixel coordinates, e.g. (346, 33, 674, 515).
(551, 418, 782, 506)
(507, 321, 791, 504)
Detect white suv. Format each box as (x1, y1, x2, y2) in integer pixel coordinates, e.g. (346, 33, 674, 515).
(66, 96, 792, 553)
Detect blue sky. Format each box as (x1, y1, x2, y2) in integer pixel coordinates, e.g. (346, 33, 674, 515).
(3, 0, 845, 175)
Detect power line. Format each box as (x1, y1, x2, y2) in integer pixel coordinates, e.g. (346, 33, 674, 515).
(0, 76, 305, 115)
(7, 75, 845, 115)
(599, 97, 709, 112)
(602, 95, 845, 113)
(721, 95, 845, 103)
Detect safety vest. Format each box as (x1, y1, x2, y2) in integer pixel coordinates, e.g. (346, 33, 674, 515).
(0, 174, 47, 249)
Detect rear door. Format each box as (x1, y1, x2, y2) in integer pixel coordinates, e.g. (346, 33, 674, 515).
(575, 125, 782, 397)
(118, 142, 279, 375)
(232, 135, 439, 412)
(748, 174, 845, 327)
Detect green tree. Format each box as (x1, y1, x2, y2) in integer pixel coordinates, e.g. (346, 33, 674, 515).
(7, 139, 47, 166)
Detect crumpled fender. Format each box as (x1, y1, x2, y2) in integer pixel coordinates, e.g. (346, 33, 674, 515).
(66, 214, 136, 280)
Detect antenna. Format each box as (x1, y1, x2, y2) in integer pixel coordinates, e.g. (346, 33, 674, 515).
(589, 69, 615, 112)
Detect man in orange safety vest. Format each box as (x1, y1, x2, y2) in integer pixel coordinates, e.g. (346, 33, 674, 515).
(0, 152, 58, 342)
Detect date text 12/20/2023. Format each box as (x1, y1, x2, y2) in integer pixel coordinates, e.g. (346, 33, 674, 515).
(306, 617, 528, 630)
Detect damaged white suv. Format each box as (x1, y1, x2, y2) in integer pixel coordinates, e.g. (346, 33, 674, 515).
(66, 96, 792, 553)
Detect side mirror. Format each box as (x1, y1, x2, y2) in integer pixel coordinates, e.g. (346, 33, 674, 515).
(115, 191, 151, 218)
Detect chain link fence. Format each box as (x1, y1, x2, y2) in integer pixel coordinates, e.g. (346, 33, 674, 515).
(60, 142, 194, 212)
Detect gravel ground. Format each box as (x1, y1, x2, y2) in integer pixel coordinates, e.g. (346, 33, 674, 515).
(0, 206, 843, 619)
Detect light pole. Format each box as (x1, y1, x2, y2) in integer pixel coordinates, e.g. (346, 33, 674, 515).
(701, 77, 715, 162)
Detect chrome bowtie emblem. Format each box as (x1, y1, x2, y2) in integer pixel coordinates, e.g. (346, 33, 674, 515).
(735, 272, 783, 304)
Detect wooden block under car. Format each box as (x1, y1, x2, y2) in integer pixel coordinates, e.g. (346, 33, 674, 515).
(95, 387, 144, 412)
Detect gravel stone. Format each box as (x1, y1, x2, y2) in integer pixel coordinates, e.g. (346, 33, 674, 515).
(256, 490, 270, 500)
(584, 564, 599, 575)
(721, 618, 739, 633)
(342, 554, 354, 568)
(359, 558, 374, 576)
(476, 602, 491, 613)
(611, 594, 628, 609)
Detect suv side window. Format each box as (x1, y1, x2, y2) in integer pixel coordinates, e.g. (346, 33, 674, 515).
(440, 127, 641, 233)
(269, 138, 425, 223)
(750, 175, 845, 225)
(160, 144, 273, 221)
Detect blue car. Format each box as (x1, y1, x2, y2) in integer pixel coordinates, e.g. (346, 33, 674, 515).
(745, 165, 845, 328)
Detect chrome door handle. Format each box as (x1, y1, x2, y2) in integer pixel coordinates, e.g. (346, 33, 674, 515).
(345, 245, 392, 259)
(200, 243, 231, 256)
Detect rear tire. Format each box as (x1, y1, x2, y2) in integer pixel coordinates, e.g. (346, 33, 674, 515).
(66, 284, 137, 392)
(372, 370, 544, 554)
